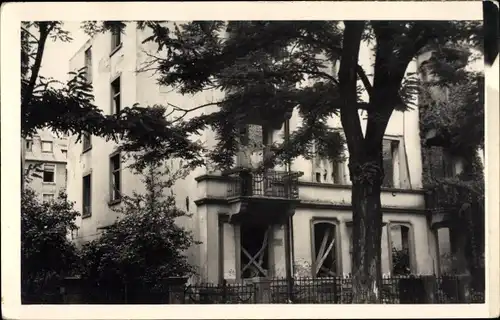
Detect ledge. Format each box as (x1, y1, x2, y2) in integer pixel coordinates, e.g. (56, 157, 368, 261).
(194, 197, 427, 215)
(107, 198, 122, 207)
(194, 174, 425, 195)
(109, 43, 123, 58)
(82, 146, 92, 155)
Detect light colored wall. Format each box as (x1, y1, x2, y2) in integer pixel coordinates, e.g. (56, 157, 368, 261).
(68, 23, 141, 244)
(292, 208, 435, 276)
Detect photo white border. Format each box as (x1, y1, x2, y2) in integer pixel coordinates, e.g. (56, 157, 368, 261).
(1, 1, 498, 319)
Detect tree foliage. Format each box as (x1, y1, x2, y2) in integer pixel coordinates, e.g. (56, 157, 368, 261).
(21, 187, 80, 302)
(130, 20, 482, 302)
(79, 160, 198, 291)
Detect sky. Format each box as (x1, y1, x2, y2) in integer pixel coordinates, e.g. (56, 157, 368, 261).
(38, 22, 89, 82)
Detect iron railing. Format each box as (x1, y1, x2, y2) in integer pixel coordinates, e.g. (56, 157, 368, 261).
(51, 275, 485, 304)
(227, 170, 300, 199)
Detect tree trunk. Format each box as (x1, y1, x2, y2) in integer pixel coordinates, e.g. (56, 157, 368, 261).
(350, 169, 384, 304)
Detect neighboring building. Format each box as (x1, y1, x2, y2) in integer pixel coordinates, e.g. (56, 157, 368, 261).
(67, 22, 462, 282)
(24, 128, 69, 202)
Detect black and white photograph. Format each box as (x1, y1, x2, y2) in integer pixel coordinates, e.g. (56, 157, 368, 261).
(2, 1, 499, 319)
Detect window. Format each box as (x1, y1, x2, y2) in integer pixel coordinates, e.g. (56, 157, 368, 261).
(61, 149, 67, 158)
(42, 164, 55, 183)
(25, 139, 32, 152)
(109, 153, 121, 202)
(389, 223, 413, 275)
(382, 139, 400, 188)
(42, 193, 55, 202)
(82, 133, 91, 152)
(111, 77, 121, 114)
(82, 174, 92, 217)
(84, 47, 92, 83)
(41, 141, 53, 153)
(311, 220, 339, 277)
(426, 147, 455, 180)
(111, 30, 122, 52)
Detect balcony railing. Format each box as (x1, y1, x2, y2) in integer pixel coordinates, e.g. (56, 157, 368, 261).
(425, 181, 483, 215)
(227, 170, 301, 199)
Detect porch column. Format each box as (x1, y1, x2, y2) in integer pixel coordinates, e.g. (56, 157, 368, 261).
(381, 223, 391, 275)
(222, 222, 237, 281)
(272, 225, 287, 278)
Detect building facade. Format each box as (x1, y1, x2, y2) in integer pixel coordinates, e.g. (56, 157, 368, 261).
(24, 128, 68, 202)
(66, 22, 453, 282)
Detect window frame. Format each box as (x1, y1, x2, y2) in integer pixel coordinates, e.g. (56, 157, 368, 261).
(42, 163, 56, 184)
(82, 173, 92, 218)
(381, 136, 407, 189)
(84, 46, 93, 84)
(110, 30, 122, 54)
(109, 152, 122, 204)
(82, 133, 92, 153)
(41, 141, 53, 153)
(387, 221, 416, 275)
(111, 76, 121, 115)
(310, 217, 342, 277)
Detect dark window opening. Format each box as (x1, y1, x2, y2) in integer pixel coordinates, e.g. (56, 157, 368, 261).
(82, 174, 92, 217)
(25, 140, 32, 151)
(111, 77, 121, 114)
(84, 47, 92, 83)
(111, 30, 122, 51)
(382, 139, 399, 188)
(391, 224, 411, 276)
(110, 154, 121, 201)
(42, 164, 55, 183)
(83, 133, 92, 151)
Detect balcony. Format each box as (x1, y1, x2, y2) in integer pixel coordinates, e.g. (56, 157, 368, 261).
(221, 169, 302, 225)
(425, 181, 483, 229)
(226, 169, 301, 199)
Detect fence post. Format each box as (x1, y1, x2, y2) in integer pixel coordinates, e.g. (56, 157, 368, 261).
(254, 278, 271, 303)
(422, 275, 438, 303)
(165, 276, 189, 304)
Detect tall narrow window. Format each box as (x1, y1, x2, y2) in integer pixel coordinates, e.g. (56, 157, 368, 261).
(82, 174, 92, 217)
(382, 139, 399, 188)
(82, 133, 92, 152)
(41, 141, 53, 153)
(111, 77, 121, 114)
(42, 164, 55, 183)
(389, 224, 412, 275)
(111, 30, 122, 52)
(84, 47, 92, 83)
(61, 149, 67, 158)
(312, 221, 338, 277)
(110, 153, 121, 202)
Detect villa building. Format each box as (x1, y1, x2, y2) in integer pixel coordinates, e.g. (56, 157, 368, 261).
(66, 22, 466, 283)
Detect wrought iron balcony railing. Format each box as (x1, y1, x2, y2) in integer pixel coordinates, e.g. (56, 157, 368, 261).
(227, 170, 301, 199)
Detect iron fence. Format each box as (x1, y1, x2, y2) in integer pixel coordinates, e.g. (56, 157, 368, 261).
(168, 276, 485, 304)
(30, 275, 485, 304)
(227, 170, 300, 199)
